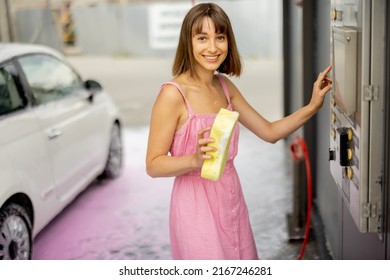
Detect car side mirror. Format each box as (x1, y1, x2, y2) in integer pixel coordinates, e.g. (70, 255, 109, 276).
(84, 79, 102, 91)
(84, 79, 102, 102)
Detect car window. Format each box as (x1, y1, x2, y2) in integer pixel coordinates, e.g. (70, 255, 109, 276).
(0, 64, 27, 116)
(18, 54, 83, 106)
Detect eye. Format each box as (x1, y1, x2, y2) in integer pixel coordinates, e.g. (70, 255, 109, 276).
(197, 36, 207, 41)
(217, 35, 226, 41)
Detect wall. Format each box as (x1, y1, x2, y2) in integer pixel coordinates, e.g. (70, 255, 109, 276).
(71, 0, 282, 58)
(0, 0, 12, 42)
(13, 8, 63, 51)
(6, 0, 282, 58)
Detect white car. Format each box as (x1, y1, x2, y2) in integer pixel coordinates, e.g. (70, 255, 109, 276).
(0, 43, 123, 260)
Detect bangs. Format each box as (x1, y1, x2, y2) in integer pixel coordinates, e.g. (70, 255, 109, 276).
(192, 15, 228, 36)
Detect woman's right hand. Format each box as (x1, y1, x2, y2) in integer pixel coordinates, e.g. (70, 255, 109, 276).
(194, 127, 216, 168)
(309, 65, 333, 111)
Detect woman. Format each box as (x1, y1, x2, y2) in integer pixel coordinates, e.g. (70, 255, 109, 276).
(146, 3, 332, 260)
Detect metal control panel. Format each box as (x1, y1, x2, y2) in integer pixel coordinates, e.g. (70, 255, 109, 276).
(329, 0, 385, 234)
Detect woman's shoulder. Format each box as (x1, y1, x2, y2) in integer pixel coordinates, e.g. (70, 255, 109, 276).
(216, 74, 239, 96)
(155, 78, 186, 108)
(167, 75, 194, 94)
(160, 75, 183, 92)
(159, 83, 183, 100)
(216, 73, 234, 85)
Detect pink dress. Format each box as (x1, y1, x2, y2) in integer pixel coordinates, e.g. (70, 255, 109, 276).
(160, 75, 258, 260)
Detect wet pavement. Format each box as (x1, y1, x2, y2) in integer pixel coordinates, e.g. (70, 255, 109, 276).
(32, 56, 320, 260)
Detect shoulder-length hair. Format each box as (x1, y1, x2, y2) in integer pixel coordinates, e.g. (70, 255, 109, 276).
(172, 3, 242, 78)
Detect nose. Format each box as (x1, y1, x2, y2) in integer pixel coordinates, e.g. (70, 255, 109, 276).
(208, 40, 217, 53)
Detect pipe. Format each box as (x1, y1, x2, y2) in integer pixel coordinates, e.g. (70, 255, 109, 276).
(289, 135, 313, 260)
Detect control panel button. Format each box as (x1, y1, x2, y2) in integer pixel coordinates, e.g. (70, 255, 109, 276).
(331, 112, 337, 123)
(329, 149, 336, 161)
(347, 128, 353, 141)
(347, 148, 353, 160)
(331, 129, 336, 140)
(346, 167, 353, 180)
(331, 97, 336, 106)
(332, 9, 337, 20)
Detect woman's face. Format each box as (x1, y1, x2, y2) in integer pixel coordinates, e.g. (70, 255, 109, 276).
(192, 17, 228, 73)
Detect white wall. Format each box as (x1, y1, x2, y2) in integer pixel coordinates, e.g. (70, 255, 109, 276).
(72, 0, 282, 58)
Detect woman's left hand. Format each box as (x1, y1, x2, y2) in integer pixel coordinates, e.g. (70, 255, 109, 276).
(309, 65, 333, 110)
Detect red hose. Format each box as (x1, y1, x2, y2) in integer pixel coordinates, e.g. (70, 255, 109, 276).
(289, 135, 312, 260)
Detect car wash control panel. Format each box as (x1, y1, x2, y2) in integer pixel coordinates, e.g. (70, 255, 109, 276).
(329, 0, 385, 234)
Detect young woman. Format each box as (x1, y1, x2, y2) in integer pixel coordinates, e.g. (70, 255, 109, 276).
(146, 3, 332, 260)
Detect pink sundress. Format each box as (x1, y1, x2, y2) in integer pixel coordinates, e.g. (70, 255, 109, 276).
(159, 74, 258, 260)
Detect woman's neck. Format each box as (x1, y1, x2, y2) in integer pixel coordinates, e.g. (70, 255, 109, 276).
(189, 68, 216, 87)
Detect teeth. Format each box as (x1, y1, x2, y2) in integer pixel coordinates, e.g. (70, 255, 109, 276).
(205, 56, 218, 60)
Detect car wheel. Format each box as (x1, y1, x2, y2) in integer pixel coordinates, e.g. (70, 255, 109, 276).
(100, 123, 123, 179)
(0, 203, 32, 260)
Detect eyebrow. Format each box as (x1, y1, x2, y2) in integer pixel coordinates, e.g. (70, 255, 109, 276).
(194, 31, 225, 35)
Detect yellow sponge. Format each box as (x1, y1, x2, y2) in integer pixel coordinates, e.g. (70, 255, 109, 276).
(201, 108, 239, 181)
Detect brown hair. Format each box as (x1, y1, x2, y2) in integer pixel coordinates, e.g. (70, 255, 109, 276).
(172, 3, 242, 78)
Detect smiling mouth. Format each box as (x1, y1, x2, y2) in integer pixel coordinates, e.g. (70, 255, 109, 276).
(203, 55, 220, 62)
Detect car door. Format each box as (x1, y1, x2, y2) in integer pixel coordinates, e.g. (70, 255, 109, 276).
(17, 54, 102, 202)
(0, 61, 54, 210)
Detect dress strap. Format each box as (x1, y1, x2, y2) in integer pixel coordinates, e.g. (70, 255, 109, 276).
(217, 74, 232, 106)
(160, 81, 194, 115)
